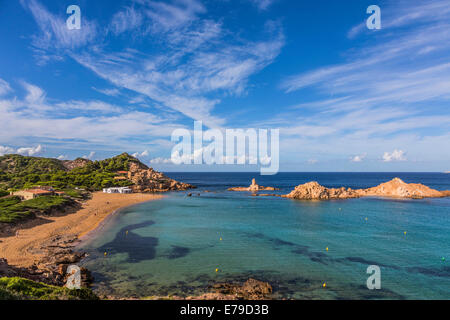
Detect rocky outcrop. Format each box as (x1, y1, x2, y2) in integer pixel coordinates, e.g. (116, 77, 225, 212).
(285, 178, 450, 201)
(61, 158, 91, 170)
(228, 179, 278, 192)
(0, 235, 92, 287)
(127, 162, 195, 193)
(355, 178, 446, 199)
(283, 181, 359, 200)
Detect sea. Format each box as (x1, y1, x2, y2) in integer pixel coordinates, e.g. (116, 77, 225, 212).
(78, 173, 450, 299)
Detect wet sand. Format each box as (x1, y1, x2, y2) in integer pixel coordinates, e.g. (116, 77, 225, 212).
(0, 192, 162, 268)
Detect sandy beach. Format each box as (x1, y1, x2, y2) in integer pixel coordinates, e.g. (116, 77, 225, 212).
(0, 192, 162, 268)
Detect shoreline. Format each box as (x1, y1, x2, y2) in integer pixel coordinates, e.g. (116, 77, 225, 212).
(0, 192, 163, 269)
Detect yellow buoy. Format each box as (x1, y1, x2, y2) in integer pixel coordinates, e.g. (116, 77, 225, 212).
(326, 247, 329, 252)
(404, 231, 407, 236)
(365, 217, 368, 221)
(220, 237, 222, 241)
(104, 252, 107, 256)
(322, 283, 326, 288)
(126, 230, 128, 235)
(215, 268, 219, 273)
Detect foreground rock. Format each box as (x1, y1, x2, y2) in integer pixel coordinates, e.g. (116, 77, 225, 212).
(0, 234, 92, 288)
(285, 178, 450, 200)
(228, 179, 278, 192)
(127, 162, 195, 193)
(209, 278, 273, 300)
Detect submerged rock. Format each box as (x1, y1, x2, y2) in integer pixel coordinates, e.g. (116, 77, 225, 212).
(210, 278, 273, 300)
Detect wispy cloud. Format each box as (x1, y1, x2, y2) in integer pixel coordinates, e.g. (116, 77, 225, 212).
(250, 0, 275, 11)
(20, 0, 98, 64)
(277, 0, 450, 167)
(92, 87, 121, 97)
(0, 79, 12, 96)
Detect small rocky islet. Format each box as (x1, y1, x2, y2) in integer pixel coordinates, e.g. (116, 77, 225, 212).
(228, 177, 450, 200)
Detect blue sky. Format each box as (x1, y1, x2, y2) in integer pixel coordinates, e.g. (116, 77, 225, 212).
(0, 0, 449, 172)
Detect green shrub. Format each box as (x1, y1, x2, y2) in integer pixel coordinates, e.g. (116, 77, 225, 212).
(0, 196, 73, 223)
(0, 277, 98, 300)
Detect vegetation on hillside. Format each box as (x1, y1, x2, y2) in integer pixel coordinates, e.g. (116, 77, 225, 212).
(0, 277, 98, 300)
(0, 196, 74, 223)
(0, 153, 138, 191)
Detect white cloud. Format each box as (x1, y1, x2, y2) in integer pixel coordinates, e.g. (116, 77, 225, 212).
(82, 151, 96, 160)
(382, 149, 407, 162)
(22, 81, 46, 104)
(0, 146, 15, 156)
(132, 150, 150, 158)
(57, 155, 68, 160)
(307, 159, 318, 164)
(351, 154, 366, 162)
(17, 144, 43, 156)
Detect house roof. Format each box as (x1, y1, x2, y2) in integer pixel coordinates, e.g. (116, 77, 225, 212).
(23, 189, 53, 195)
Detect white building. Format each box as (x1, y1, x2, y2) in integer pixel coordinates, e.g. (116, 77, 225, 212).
(102, 187, 133, 194)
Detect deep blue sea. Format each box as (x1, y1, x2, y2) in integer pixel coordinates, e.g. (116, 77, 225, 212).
(79, 173, 450, 299)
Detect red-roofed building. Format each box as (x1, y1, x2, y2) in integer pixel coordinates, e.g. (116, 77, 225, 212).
(12, 189, 54, 200)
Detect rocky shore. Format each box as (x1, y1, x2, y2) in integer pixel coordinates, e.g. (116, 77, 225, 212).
(0, 235, 91, 288)
(127, 162, 195, 192)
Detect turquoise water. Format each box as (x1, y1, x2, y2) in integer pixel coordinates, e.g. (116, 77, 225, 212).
(79, 173, 450, 299)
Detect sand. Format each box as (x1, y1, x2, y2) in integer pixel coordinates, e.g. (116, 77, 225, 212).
(0, 192, 162, 268)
